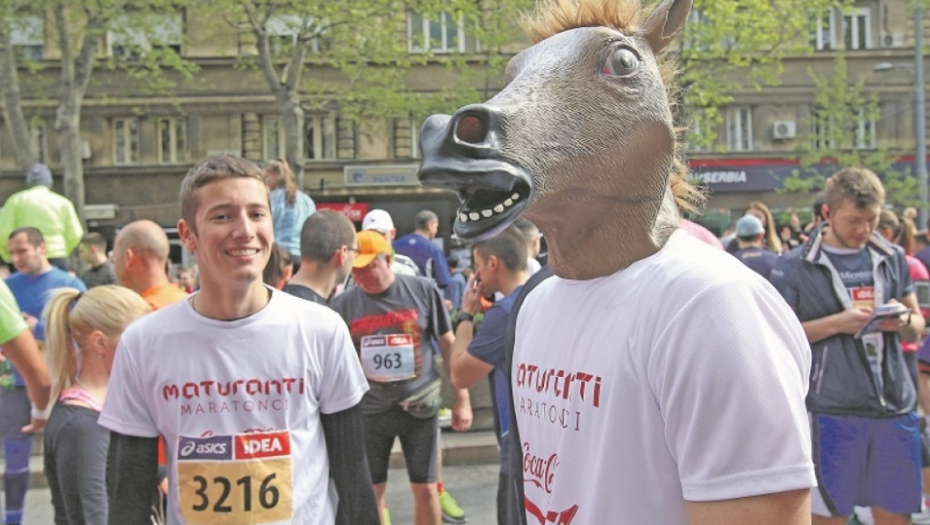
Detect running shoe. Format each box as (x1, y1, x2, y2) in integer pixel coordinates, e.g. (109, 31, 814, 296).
(439, 490, 466, 523)
(852, 506, 872, 525)
(914, 495, 930, 525)
(383, 508, 392, 525)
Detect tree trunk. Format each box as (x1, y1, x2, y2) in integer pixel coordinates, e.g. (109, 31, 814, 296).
(0, 25, 35, 171)
(53, 3, 105, 226)
(278, 91, 305, 188)
(58, 98, 84, 221)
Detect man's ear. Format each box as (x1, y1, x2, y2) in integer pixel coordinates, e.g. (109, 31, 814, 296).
(178, 219, 197, 252)
(488, 254, 501, 271)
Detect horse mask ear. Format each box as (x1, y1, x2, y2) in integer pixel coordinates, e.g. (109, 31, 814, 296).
(640, 0, 692, 53)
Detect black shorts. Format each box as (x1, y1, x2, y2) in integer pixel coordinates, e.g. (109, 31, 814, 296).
(364, 405, 438, 484)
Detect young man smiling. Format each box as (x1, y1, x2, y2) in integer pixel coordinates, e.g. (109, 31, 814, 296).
(771, 167, 925, 525)
(101, 156, 377, 525)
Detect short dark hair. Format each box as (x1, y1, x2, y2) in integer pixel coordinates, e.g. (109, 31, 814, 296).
(415, 210, 438, 230)
(263, 243, 293, 286)
(823, 167, 884, 212)
(180, 155, 268, 232)
(81, 232, 107, 251)
(300, 210, 357, 263)
(473, 227, 527, 272)
(512, 217, 540, 242)
(812, 193, 827, 221)
(9, 226, 44, 246)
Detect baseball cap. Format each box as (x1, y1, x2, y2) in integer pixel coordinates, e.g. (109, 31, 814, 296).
(735, 215, 765, 237)
(362, 209, 395, 234)
(353, 230, 391, 269)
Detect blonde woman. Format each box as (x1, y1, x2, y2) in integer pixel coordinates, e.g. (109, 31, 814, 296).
(263, 158, 316, 268)
(42, 285, 150, 525)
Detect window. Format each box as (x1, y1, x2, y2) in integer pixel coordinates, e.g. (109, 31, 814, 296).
(809, 10, 835, 51)
(854, 107, 876, 149)
(407, 11, 481, 54)
(114, 118, 140, 165)
(726, 107, 753, 152)
(811, 109, 835, 150)
(393, 118, 420, 158)
(263, 115, 285, 159)
(10, 16, 43, 60)
(843, 8, 871, 50)
(158, 118, 187, 164)
(687, 109, 712, 152)
(31, 122, 47, 164)
(266, 14, 330, 55)
(303, 115, 336, 160)
(109, 13, 183, 58)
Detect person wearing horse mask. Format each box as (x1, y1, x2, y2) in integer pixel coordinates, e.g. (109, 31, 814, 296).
(416, 0, 815, 523)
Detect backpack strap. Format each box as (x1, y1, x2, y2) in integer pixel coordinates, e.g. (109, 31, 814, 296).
(504, 265, 553, 525)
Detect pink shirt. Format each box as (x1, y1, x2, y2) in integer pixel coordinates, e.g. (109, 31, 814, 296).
(903, 255, 928, 352)
(680, 219, 724, 250)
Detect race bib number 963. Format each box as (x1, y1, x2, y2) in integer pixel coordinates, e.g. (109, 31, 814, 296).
(177, 432, 293, 525)
(361, 334, 416, 382)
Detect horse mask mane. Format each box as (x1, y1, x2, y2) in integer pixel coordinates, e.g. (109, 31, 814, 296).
(418, 0, 702, 279)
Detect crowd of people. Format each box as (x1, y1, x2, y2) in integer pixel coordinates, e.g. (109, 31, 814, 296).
(1, 155, 929, 525)
(0, 157, 541, 525)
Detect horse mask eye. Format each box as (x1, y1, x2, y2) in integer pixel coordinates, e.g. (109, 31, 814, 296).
(602, 47, 641, 77)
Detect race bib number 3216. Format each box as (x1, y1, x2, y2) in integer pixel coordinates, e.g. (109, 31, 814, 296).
(177, 432, 293, 525)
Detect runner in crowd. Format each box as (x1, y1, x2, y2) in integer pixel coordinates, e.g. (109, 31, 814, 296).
(43, 285, 151, 525)
(394, 210, 452, 288)
(112, 220, 188, 310)
(101, 155, 377, 525)
(263, 242, 294, 290)
(446, 227, 530, 524)
(0, 164, 83, 271)
(285, 209, 358, 305)
(771, 167, 924, 525)
(78, 232, 116, 288)
(3, 226, 85, 525)
(264, 158, 316, 271)
(332, 230, 471, 525)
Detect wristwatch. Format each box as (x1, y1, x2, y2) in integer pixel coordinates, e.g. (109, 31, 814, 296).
(456, 312, 475, 329)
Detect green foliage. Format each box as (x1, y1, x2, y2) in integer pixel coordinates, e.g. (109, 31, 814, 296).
(780, 51, 924, 211)
(678, 0, 850, 150)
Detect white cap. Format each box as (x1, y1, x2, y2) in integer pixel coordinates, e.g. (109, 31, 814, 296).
(362, 209, 395, 234)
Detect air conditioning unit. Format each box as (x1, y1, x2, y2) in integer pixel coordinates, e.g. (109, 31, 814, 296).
(772, 120, 797, 140)
(880, 32, 904, 48)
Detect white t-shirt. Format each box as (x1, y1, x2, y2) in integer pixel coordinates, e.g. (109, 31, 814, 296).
(99, 289, 369, 525)
(513, 230, 815, 524)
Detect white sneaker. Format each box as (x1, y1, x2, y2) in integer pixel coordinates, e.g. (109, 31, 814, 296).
(853, 506, 873, 525)
(913, 495, 930, 525)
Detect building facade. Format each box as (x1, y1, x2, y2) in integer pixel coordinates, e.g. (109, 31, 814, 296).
(0, 1, 927, 241)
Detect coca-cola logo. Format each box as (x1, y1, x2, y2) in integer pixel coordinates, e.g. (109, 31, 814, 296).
(523, 442, 559, 494)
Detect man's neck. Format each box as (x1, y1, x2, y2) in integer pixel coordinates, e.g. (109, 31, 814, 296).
(288, 261, 339, 300)
(130, 263, 172, 295)
(27, 261, 54, 276)
(193, 280, 270, 321)
(499, 271, 530, 297)
(738, 240, 763, 250)
(414, 229, 432, 239)
(90, 254, 107, 267)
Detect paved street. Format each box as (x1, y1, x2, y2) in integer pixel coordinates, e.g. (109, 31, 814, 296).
(19, 463, 500, 524)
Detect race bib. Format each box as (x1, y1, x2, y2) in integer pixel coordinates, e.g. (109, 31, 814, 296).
(360, 334, 416, 382)
(851, 286, 876, 310)
(177, 432, 293, 525)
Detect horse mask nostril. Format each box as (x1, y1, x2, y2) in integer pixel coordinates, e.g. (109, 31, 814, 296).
(455, 115, 488, 145)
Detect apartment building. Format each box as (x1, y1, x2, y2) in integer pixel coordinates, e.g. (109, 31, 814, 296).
(0, 1, 927, 238)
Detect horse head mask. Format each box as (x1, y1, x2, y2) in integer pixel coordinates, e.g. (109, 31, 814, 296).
(418, 0, 701, 278)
